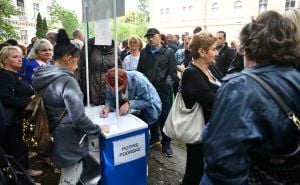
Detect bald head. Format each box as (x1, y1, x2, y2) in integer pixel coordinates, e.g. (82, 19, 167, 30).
(72, 29, 84, 41)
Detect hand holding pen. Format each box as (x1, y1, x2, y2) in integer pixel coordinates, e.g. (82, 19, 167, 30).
(100, 106, 110, 118)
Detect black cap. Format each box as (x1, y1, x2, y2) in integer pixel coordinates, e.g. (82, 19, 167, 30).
(144, 28, 160, 37)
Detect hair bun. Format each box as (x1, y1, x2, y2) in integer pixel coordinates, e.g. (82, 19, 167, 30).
(56, 29, 70, 45)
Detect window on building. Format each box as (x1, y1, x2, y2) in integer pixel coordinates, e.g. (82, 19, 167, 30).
(17, 0, 25, 16)
(160, 8, 164, 15)
(233, 0, 243, 18)
(211, 2, 219, 18)
(285, 0, 296, 11)
(166, 8, 169, 14)
(258, 0, 268, 13)
(33, 3, 40, 18)
(20, 30, 28, 45)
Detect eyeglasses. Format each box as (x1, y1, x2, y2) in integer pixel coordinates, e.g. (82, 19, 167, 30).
(40, 48, 53, 52)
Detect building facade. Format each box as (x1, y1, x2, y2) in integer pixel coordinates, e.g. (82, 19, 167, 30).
(5, 0, 52, 44)
(149, 0, 299, 42)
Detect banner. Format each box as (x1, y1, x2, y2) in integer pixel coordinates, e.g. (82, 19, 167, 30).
(82, 0, 125, 21)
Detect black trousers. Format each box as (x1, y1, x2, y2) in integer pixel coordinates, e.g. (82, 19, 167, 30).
(0, 124, 29, 170)
(182, 143, 204, 185)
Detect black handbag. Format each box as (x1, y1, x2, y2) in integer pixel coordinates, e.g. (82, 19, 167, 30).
(244, 72, 300, 185)
(0, 147, 35, 185)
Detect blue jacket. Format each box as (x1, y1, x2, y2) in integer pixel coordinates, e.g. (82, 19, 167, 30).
(105, 71, 162, 125)
(22, 58, 40, 84)
(202, 65, 300, 185)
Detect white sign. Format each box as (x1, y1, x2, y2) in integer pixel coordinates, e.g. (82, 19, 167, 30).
(113, 133, 146, 166)
(94, 19, 112, 45)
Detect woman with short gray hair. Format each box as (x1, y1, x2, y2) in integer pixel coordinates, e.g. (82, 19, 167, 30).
(23, 39, 53, 83)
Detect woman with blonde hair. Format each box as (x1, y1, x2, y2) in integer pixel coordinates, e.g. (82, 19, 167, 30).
(0, 46, 43, 179)
(123, 35, 143, 71)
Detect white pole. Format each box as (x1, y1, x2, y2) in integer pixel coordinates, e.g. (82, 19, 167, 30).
(83, 1, 90, 107)
(114, 0, 120, 128)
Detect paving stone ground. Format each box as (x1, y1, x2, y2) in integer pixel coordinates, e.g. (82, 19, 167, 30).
(30, 140, 186, 185)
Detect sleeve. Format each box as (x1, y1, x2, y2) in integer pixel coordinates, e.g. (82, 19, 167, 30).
(182, 68, 215, 109)
(0, 102, 5, 130)
(0, 71, 31, 108)
(105, 88, 116, 111)
(202, 80, 262, 185)
(128, 80, 151, 110)
(123, 55, 130, 71)
(62, 78, 100, 135)
(137, 49, 145, 73)
(24, 60, 39, 84)
(167, 49, 178, 85)
(175, 49, 184, 65)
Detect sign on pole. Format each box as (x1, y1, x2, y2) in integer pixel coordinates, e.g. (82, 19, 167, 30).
(81, 0, 125, 126)
(82, 0, 125, 21)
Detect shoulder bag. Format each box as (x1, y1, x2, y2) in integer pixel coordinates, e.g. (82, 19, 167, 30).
(244, 72, 300, 185)
(163, 92, 205, 144)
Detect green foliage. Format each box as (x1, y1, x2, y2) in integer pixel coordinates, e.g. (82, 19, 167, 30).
(80, 4, 149, 44)
(50, 0, 79, 37)
(0, 0, 21, 42)
(42, 18, 48, 35)
(137, 0, 150, 23)
(36, 13, 45, 38)
(113, 12, 148, 42)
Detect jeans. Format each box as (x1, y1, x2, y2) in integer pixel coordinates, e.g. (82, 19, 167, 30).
(199, 173, 214, 185)
(149, 90, 173, 146)
(59, 161, 83, 185)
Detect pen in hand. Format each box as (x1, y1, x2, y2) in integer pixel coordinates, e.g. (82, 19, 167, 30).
(100, 106, 109, 118)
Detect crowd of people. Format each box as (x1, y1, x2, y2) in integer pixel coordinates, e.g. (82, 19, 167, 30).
(0, 9, 299, 185)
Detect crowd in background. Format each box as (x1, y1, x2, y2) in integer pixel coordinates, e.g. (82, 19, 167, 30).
(0, 8, 300, 185)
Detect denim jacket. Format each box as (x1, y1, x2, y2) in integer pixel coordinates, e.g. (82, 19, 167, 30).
(105, 71, 162, 125)
(201, 65, 300, 185)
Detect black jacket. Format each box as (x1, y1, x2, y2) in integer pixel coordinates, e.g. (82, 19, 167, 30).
(76, 38, 121, 105)
(137, 44, 177, 92)
(215, 43, 235, 76)
(0, 69, 33, 126)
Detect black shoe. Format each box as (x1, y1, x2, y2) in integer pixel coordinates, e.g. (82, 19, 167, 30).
(162, 144, 173, 157)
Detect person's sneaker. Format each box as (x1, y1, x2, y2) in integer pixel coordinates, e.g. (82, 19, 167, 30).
(27, 169, 43, 177)
(162, 144, 173, 157)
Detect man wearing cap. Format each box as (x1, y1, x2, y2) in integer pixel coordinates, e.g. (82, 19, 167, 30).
(137, 28, 177, 157)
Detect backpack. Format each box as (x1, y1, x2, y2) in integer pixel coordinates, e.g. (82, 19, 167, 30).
(22, 92, 53, 154)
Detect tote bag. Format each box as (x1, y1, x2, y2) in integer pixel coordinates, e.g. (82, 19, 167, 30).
(163, 92, 205, 144)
